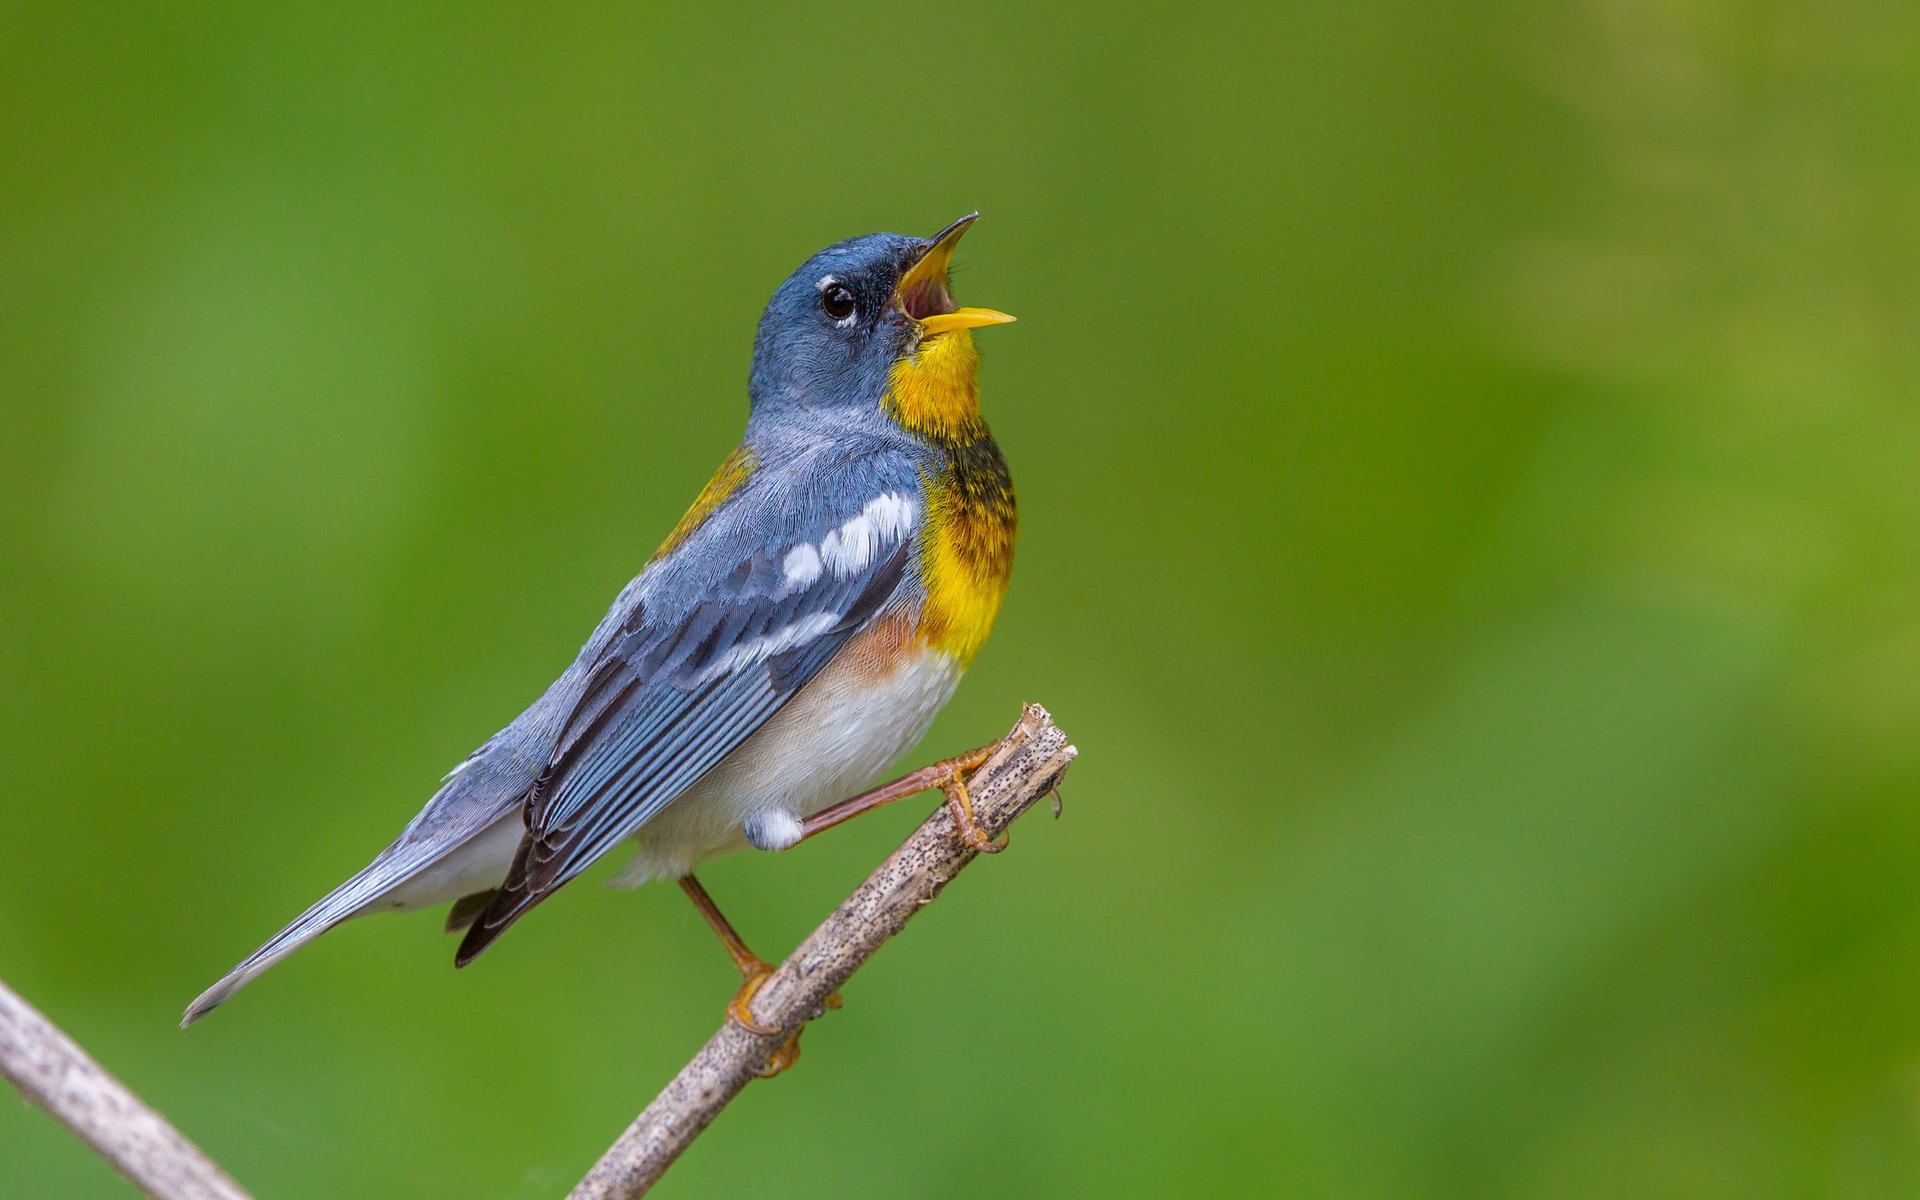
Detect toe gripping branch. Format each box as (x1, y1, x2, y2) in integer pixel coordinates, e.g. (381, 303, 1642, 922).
(936, 745, 1011, 854)
(699, 728, 1043, 1076)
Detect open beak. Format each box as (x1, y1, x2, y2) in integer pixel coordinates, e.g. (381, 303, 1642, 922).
(897, 213, 1016, 338)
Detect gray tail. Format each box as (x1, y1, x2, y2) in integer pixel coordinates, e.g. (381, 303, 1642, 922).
(181, 859, 393, 1027)
(182, 734, 543, 1027)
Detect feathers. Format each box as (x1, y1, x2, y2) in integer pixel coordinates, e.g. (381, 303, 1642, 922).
(186, 440, 936, 1019)
(444, 889, 499, 934)
(454, 529, 912, 964)
(181, 783, 530, 1025)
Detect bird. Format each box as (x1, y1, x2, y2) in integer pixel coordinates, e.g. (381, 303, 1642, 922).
(183, 214, 1020, 1068)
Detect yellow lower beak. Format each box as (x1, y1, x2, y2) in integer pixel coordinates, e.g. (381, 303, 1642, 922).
(898, 213, 1016, 337)
(919, 307, 1017, 336)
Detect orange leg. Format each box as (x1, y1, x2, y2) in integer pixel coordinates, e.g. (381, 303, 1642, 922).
(677, 874, 836, 1077)
(677, 874, 778, 1033)
(798, 742, 1009, 853)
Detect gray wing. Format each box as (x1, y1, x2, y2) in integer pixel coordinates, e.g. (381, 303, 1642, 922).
(453, 512, 913, 963)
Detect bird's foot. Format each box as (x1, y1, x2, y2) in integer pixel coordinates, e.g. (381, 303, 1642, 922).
(726, 957, 781, 1037)
(726, 958, 842, 1077)
(756, 1033, 804, 1077)
(937, 747, 1009, 854)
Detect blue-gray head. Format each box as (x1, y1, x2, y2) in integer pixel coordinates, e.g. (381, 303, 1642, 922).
(747, 214, 1014, 414)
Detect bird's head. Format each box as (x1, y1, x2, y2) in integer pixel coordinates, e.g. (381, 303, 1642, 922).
(747, 214, 1014, 426)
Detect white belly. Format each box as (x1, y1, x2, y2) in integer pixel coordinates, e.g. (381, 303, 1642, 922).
(609, 633, 964, 885)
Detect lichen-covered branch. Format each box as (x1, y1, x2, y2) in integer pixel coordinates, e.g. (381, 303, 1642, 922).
(0, 979, 252, 1200)
(568, 703, 1077, 1200)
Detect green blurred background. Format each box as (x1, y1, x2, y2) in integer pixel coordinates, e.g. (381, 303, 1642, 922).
(4, 1, 1919, 1196)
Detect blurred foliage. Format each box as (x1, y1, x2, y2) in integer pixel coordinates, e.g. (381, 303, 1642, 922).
(4, 1, 1920, 1196)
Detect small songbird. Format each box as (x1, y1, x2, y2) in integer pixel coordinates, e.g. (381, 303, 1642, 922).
(184, 216, 1019, 1060)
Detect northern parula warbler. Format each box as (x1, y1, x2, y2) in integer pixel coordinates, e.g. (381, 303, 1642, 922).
(184, 216, 1019, 1068)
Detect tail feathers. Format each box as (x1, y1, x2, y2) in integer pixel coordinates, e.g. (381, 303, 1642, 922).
(451, 884, 537, 967)
(184, 735, 544, 1026)
(443, 889, 499, 935)
(182, 817, 508, 1026)
(451, 830, 559, 967)
(181, 875, 372, 1027)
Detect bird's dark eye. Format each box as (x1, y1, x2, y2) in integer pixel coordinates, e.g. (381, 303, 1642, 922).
(821, 283, 856, 322)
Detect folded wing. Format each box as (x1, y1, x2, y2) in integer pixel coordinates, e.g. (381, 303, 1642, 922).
(455, 494, 915, 964)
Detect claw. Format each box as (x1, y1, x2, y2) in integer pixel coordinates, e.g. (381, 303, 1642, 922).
(754, 1032, 803, 1077)
(725, 960, 781, 1037)
(727, 962, 847, 1077)
(941, 767, 1009, 854)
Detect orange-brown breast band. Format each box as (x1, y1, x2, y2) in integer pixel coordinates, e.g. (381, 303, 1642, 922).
(915, 438, 1016, 666)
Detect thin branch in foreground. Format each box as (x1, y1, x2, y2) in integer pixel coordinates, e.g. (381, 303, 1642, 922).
(0, 703, 1073, 1200)
(569, 703, 1078, 1200)
(0, 979, 253, 1200)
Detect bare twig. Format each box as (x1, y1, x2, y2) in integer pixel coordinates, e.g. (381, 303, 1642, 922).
(569, 703, 1077, 1200)
(0, 704, 1073, 1200)
(0, 979, 252, 1200)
